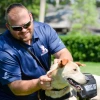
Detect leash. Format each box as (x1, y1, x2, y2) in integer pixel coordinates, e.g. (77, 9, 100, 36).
(19, 43, 48, 100)
(19, 43, 47, 72)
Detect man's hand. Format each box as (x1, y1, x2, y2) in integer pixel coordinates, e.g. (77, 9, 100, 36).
(38, 75, 52, 90)
(53, 59, 61, 64)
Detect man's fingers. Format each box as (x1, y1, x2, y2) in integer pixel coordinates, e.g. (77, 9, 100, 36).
(38, 75, 53, 90)
(54, 59, 61, 64)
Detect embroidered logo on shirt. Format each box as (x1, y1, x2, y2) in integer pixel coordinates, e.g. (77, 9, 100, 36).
(3, 72, 9, 79)
(40, 45, 48, 56)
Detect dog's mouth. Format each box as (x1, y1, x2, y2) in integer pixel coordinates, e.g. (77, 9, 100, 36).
(67, 78, 83, 91)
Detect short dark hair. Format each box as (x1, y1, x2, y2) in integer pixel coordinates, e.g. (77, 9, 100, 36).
(5, 3, 27, 21)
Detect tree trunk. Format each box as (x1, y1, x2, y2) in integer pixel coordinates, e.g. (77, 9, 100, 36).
(39, 0, 46, 22)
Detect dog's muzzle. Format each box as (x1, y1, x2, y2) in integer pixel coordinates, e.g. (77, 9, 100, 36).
(66, 74, 89, 91)
(67, 78, 83, 91)
(68, 73, 97, 99)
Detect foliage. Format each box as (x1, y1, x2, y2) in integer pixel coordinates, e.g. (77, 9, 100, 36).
(96, 1, 100, 7)
(47, 0, 69, 6)
(69, 0, 99, 35)
(60, 34, 100, 62)
(0, 0, 40, 27)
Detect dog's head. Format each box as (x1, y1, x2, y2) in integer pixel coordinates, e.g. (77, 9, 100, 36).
(47, 59, 87, 91)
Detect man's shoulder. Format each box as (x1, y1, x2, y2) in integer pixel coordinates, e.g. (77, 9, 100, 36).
(0, 30, 14, 50)
(0, 30, 8, 39)
(34, 21, 55, 38)
(34, 21, 51, 30)
(0, 32, 6, 48)
(0, 30, 9, 40)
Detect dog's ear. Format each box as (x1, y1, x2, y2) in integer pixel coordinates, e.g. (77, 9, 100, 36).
(58, 59, 68, 68)
(75, 62, 86, 67)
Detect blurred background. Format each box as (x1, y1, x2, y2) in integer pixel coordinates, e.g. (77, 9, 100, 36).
(1, 0, 100, 34)
(1, 0, 100, 64)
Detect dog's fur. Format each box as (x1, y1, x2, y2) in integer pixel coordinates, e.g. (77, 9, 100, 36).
(46, 59, 100, 100)
(45, 59, 87, 100)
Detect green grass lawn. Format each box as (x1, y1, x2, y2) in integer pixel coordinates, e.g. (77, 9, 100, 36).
(80, 62, 100, 75)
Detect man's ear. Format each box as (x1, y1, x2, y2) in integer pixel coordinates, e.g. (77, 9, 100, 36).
(75, 62, 86, 67)
(6, 23, 10, 30)
(29, 12, 33, 21)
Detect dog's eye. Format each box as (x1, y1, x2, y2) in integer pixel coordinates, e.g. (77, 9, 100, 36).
(73, 69, 77, 71)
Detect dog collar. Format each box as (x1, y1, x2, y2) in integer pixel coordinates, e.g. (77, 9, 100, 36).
(51, 86, 68, 91)
(46, 92, 70, 100)
(45, 86, 70, 98)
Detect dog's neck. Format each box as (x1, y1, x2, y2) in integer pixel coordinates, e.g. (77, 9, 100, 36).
(51, 86, 69, 91)
(45, 85, 71, 98)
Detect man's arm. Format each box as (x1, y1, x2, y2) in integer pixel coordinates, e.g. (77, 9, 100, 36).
(8, 75, 52, 96)
(54, 48, 73, 61)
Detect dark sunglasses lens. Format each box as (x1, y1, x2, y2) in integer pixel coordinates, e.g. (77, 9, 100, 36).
(23, 21, 31, 29)
(12, 27, 22, 31)
(11, 21, 31, 31)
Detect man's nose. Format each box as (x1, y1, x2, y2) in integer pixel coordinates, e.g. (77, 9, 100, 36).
(21, 27, 27, 32)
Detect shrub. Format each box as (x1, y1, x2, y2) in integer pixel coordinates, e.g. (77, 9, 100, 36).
(60, 34, 100, 62)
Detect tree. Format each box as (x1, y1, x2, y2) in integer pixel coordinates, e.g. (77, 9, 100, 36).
(68, 0, 98, 34)
(39, 0, 46, 22)
(0, 0, 40, 27)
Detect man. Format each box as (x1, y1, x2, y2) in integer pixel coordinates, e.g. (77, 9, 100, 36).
(0, 3, 73, 100)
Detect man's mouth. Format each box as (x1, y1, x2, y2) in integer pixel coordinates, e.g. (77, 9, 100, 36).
(21, 32, 29, 37)
(67, 78, 83, 91)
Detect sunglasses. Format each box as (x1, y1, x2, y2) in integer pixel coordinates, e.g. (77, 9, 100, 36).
(10, 21, 31, 31)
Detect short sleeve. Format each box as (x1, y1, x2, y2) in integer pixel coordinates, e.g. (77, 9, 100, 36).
(47, 27, 66, 54)
(0, 51, 21, 85)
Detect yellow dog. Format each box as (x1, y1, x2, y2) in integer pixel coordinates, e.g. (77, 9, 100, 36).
(45, 59, 87, 100)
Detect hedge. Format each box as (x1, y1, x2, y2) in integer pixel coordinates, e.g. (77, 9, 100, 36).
(60, 34, 100, 62)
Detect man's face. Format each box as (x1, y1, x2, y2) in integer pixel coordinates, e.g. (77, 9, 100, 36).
(6, 8, 34, 44)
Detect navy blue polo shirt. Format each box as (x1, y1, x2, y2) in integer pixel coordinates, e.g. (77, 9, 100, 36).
(0, 21, 65, 100)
